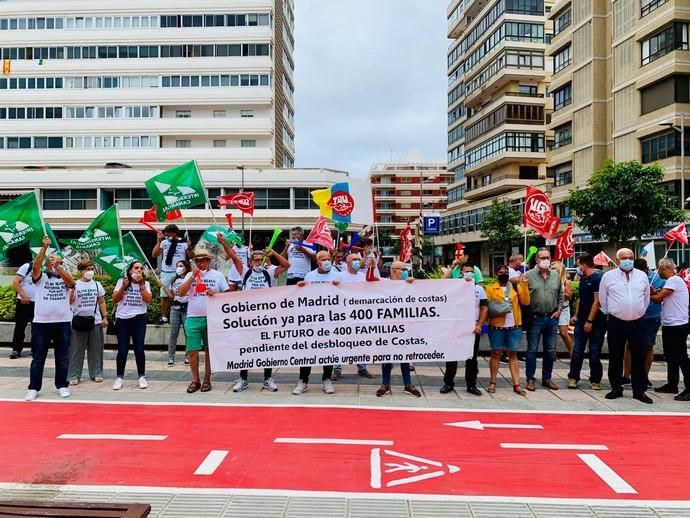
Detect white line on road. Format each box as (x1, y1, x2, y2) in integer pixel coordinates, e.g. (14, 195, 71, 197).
(370, 448, 381, 489)
(275, 438, 394, 445)
(57, 434, 167, 441)
(446, 420, 544, 430)
(194, 450, 230, 476)
(577, 454, 637, 494)
(501, 443, 608, 451)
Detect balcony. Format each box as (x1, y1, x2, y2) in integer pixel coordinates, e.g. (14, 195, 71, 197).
(464, 176, 546, 201)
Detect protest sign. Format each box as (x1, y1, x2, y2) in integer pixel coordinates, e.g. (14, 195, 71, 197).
(207, 279, 475, 372)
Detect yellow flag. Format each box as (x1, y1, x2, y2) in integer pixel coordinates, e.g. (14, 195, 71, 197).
(2, 60, 11, 75)
(310, 187, 333, 219)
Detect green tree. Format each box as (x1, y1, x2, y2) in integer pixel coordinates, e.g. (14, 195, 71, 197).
(567, 160, 685, 244)
(480, 198, 523, 255)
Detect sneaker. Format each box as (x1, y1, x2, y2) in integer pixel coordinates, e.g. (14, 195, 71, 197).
(9, 351, 20, 359)
(621, 376, 631, 388)
(69, 379, 79, 386)
(358, 368, 374, 379)
(376, 384, 391, 397)
(58, 387, 71, 398)
(112, 377, 123, 391)
(232, 379, 249, 392)
(404, 384, 422, 397)
(157, 317, 169, 325)
(591, 382, 602, 390)
(93, 376, 104, 383)
(322, 379, 335, 394)
(292, 381, 308, 395)
(138, 376, 148, 389)
(567, 378, 577, 389)
(24, 389, 38, 401)
(184, 357, 190, 365)
(262, 377, 278, 392)
(167, 358, 174, 367)
(331, 369, 342, 381)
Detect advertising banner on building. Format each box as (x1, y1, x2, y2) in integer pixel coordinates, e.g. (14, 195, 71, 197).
(207, 280, 475, 372)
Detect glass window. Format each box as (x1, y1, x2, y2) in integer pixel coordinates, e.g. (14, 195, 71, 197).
(176, 140, 191, 148)
(241, 139, 256, 148)
(213, 140, 226, 148)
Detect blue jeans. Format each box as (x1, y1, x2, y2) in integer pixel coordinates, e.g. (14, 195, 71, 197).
(29, 322, 71, 391)
(382, 363, 412, 386)
(333, 363, 367, 371)
(115, 313, 147, 377)
(568, 322, 605, 383)
(526, 314, 558, 382)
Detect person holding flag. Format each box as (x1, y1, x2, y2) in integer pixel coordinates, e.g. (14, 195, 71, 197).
(178, 249, 230, 394)
(25, 236, 75, 401)
(112, 261, 152, 391)
(152, 224, 193, 325)
(282, 226, 316, 285)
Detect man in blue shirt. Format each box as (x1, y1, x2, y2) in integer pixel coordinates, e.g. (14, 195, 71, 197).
(568, 253, 606, 389)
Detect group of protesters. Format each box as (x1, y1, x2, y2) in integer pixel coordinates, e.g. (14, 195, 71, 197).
(9, 224, 690, 405)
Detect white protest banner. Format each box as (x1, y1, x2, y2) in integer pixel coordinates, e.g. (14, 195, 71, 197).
(207, 279, 476, 373)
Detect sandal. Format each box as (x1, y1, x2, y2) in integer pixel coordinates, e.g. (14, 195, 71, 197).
(200, 380, 212, 393)
(488, 381, 496, 394)
(186, 381, 201, 393)
(513, 384, 526, 396)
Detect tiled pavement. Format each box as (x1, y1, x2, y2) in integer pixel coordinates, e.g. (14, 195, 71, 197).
(1, 348, 689, 517)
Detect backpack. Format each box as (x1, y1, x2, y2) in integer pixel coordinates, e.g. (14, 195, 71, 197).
(243, 268, 271, 289)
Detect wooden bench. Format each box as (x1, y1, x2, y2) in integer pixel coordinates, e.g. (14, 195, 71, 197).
(0, 500, 151, 517)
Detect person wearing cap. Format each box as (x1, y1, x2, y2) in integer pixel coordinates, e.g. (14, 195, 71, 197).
(178, 248, 234, 394)
(152, 224, 193, 325)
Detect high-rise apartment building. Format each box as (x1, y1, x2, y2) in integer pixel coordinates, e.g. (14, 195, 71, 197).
(0, 0, 295, 169)
(439, 0, 553, 269)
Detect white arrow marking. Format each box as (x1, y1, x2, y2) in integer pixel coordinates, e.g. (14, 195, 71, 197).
(445, 420, 544, 431)
(501, 443, 608, 451)
(194, 450, 229, 476)
(578, 454, 637, 494)
(275, 438, 394, 446)
(57, 434, 167, 441)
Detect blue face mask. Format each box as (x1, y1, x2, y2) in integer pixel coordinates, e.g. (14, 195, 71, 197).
(400, 270, 410, 281)
(321, 260, 332, 272)
(576, 267, 583, 277)
(619, 259, 634, 271)
(351, 260, 361, 271)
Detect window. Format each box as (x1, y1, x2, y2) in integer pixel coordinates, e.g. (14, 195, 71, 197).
(294, 188, 318, 209)
(175, 140, 191, 148)
(175, 110, 191, 118)
(241, 140, 256, 148)
(114, 188, 150, 210)
(641, 131, 689, 163)
(552, 163, 573, 186)
(641, 23, 689, 66)
(553, 123, 572, 148)
(641, 0, 669, 17)
(554, 9, 571, 35)
(641, 74, 690, 115)
(465, 132, 545, 169)
(213, 140, 226, 148)
(241, 110, 254, 118)
(42, 189, 97, 210)
(553, 83, 572, 110)
(213, 110, 226, 118)
(553, 45, 571, 73)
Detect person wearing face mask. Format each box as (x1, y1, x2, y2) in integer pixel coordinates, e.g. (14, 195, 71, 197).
(112, 261, 152, 391)
(152, 224, 193, 325)
(599, 248, 651, 403)
(232, 248, 290, 393)
(525, 248, 564, 391)
(67, 259, 108, 385)
(551, 261, 573, 357)
(294, 250, 341, 395)
(567, 253, 605, 389)
(649, 258, 690, 401)
(282, 226, 316, 285)
(440, 262, 488, 396)
(25, 236, 76, 401)
(485, 264, 530, 396)
(160, 260, 191, 366)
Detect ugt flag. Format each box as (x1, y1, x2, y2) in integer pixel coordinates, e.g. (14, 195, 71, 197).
(218, 192, 255, 216)
(305, 216, 334, 249)
(145, 161, 207, 221)
(664, 222, 689, 246)
(523, 186, 561, 240)
(94, 232, 147, 279)
(61, 205, 121, 251)
(554, 223, 574, 260)
(0, 192, 44, 260)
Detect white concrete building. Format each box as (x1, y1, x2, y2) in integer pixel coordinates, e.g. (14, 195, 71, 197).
(0, 0, 296, 170)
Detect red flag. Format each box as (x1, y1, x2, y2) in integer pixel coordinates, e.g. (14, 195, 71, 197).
(554, 223, 574, 260)
(305, 216, 334, 249)
(194, 271, 207, 294)
(218, 192, 255, 216)
(139, 206, 181, 233)
(225, 213, 233, 228)
(523, 186, 561, 240)
(166, 209, 182, 221)
(593, 251, 613, 267)
(366, 258, 380, 282)
(141, 206, 158, 223)
(664, 222, 689, 246)
(399, 223, 413, 263)
(454, 243, 465, 262)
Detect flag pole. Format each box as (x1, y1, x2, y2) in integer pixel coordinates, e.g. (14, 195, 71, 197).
(180, 212, 190, 241)
(248, 215, 253, 250)
(34, 191, 47, 237)
(115, 203, 126, 277)
(194, 160, 218, 225)
(130, 231, 162, 288)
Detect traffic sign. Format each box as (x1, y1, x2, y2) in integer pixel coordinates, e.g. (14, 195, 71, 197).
(423, 216, 440, 236)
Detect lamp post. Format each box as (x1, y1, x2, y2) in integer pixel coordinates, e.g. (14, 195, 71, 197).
(238, 165, 245, 233)
(661, 114, 687, 264)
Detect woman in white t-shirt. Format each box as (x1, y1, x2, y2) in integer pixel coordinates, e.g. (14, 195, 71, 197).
(161, 259, 190, 366)
(68, 259, 108, 385)
(111, 261, 152, 391)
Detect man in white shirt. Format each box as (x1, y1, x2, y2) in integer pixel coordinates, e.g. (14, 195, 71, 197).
(650, 258, 690, 401)
(282, 226, 316, 285)
(25, 236, 75, 401)
(10, 258, 35, 359)
(152, 224, 193, 325)
(599, 247, 651, 403)
(227, 242, 251, 291)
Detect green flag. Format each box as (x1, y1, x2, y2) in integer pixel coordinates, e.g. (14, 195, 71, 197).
(144, 161, 207, 221)
(94, 232, 147, 279)
(0, 192, 44, 260)
(30, 222, 63, 258)
(61, 205, 121, 251)
(200, 225, 243, 247)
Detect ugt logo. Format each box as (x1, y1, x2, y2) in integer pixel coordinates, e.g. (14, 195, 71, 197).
(526, 195, 551, 225)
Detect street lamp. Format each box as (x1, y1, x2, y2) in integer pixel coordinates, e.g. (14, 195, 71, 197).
(417, 172, 436, 268)
(660, 114, 688, 264)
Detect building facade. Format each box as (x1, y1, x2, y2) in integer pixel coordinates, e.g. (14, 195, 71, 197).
(439, 0, 554, 271)
(0, 0, 296, 170)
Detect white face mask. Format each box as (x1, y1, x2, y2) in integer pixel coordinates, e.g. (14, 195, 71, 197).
(539, 259, 550, 270)
(176, 266, 185, 276)
(320, 260, 332, 272)
(82, 270, 95, 281)
(131, 272, 143, 281)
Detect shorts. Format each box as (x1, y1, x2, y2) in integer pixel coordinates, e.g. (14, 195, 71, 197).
(558, 305, 571, 327)
(160, 271, 177, 297)
(488, 327, 522, 352)
(640, 317, 661, 348)
(184, 316, 208, 352)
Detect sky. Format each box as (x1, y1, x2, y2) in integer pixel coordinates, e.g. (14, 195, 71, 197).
(293, 0, 449, 177)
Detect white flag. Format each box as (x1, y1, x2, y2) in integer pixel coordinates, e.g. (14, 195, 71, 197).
(640, 241, 657, 270)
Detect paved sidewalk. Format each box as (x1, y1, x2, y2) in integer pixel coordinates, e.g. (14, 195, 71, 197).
(1, 349, 689, 518)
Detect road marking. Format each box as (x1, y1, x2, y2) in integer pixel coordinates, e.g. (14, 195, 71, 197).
(194, 450, 230, 476)
(446, 420, 544, 431)
(275, 438, 394, 446)
(578, 454, 637, 494)
(501, 443, 608, 451)
(370, 449, 460, 489)
(370, 448, 382, 489)
(56, 434, 167, 441)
